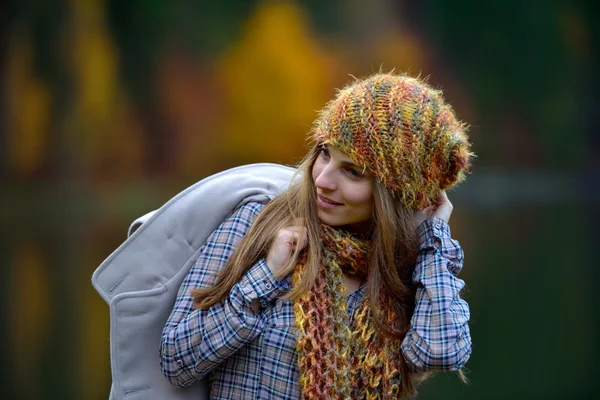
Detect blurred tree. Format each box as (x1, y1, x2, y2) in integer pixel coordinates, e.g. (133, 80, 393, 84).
(71, 0, 143, 183)
(411, 0, 591, 168)
(6, 31, 51, 178)
(8, 243, 51, 400)
(216, 1, 332, 164)
(78, 251, 110, 399)
(106, 0, 257, 174)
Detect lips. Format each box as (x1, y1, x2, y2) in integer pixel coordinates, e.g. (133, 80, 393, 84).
(318, 194, 343, 205)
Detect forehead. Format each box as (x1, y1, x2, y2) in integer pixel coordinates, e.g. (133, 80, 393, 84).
(325, 144, 372, 177)
(326, 145, 356, 165)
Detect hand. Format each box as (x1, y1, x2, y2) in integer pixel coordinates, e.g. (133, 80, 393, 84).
(265, 224, 308, 276)
(414, 191, 454, 227)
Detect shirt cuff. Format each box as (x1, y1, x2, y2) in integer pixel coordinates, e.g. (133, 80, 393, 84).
(417, 216, 451, 246)
(237, 259, 289, 308)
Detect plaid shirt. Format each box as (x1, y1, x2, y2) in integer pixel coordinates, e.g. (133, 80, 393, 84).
(160, 202, 471, 399)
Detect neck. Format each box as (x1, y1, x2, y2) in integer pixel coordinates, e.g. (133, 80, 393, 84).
(342, 274, 363, 295)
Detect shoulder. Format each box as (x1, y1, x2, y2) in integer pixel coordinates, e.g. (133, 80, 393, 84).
(228, 201, 267, 226)
(207, 201, 266, 243)
(188, 201, 267, 287)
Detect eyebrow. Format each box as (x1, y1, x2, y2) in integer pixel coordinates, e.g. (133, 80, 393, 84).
(324, 144, 368, 174)
(340, 160, 370, 176)
(340, 160, 360, 169)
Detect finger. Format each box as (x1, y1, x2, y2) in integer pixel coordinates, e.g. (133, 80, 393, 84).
(283, 229, 303, 244)
(282, 227, 308, 251)
(419, 205, 436, 216)
(438, 190, 450, 203)
(285, 226, 309, 240)
(292, 229, 309, 249)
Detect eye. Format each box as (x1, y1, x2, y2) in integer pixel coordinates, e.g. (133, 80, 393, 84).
(318, 145, 330, 159)
(346, 168, 364, 179)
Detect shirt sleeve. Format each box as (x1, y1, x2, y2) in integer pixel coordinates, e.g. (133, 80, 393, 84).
(401, 216, 472, 372)
(159, 202, 289, 388)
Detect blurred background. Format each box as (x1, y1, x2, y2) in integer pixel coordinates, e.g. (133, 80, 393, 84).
(1, 0, 598, 399)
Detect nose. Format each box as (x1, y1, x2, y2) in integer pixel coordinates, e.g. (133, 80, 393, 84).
(314, 164, 337, 191)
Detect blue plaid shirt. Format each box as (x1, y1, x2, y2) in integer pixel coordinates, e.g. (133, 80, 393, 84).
(160, 202, 471, 399)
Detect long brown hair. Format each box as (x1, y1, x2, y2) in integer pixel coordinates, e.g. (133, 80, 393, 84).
(192, 142, 438, 395)
(192, 144, 323, 306)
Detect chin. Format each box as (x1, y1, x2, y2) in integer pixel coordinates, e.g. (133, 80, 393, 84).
(317, 211, 340, 227)
(317, 211, 353, 228)
(318, 211, 372, 234)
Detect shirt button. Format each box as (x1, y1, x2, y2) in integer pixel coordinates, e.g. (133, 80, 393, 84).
(177, 359, 183, 366)
(265, 282, 272, 290)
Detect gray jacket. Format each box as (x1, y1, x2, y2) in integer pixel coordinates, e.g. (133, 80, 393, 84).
(92, 163, 296, 400)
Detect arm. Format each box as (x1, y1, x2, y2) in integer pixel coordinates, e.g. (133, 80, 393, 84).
(401, 216, 472, 372)
(159, 202, 288, 388)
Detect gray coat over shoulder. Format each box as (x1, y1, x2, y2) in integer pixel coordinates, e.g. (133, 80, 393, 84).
(92, 163, 296, 400)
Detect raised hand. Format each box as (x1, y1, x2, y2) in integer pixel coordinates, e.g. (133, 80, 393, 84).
(265, 224, 308, 276)
(414, 191, 453, 227)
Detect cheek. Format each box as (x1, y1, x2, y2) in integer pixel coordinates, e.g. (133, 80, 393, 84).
(345, 183, 374, 209)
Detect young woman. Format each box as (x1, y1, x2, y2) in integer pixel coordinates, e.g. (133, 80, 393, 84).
(160, 72, 473, 399)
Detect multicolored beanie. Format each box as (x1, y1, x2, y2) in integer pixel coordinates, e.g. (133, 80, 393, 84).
(313, 72, 473, 210)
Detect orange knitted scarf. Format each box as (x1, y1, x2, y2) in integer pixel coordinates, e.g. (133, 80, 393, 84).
(293, 225, 404, 399)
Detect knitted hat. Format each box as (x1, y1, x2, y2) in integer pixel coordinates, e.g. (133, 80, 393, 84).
(313, 72, 473, 210)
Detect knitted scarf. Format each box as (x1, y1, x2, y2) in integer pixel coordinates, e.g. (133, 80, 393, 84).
(293, 225, 404, 399)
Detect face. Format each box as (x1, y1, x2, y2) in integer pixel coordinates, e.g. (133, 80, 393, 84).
(311, 144, 374, 232)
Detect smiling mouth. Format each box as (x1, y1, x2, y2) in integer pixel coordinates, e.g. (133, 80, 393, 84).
(318, 194, 343, 206)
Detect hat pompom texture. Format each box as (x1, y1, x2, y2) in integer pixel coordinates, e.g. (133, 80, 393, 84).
(313, 72, 473, 210)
